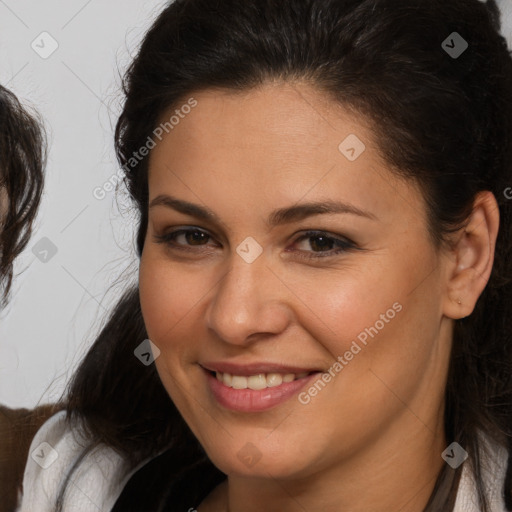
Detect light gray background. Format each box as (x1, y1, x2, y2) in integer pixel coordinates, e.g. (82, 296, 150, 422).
(0, 0, 168, 408)
(0, 0, 511, 408)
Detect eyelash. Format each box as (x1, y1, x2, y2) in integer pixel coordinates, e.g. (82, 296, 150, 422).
(153, 227, 358, 260)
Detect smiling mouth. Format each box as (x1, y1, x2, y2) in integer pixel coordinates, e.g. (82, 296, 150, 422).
(208, 370, 317, 390)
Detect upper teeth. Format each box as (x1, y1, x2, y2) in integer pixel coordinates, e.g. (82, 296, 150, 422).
(215, 371, 309, 390)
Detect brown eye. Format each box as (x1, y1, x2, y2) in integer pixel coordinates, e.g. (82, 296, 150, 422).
(290, 231, 357, 260)
(154, 228, 215, 250)
(181, 230, 210, 246)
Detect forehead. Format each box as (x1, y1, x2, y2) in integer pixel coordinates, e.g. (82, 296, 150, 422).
(154, 81, 371, 155)
(148, 81, 381, 187)
(147, 81, 428, 233)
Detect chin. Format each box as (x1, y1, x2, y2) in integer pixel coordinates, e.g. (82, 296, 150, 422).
(202, 437, 315, 480)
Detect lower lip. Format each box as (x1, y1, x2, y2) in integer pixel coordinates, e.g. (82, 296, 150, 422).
(204, 369, 320, 412)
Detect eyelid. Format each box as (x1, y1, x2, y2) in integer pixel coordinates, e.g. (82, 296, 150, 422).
(153, 227, 219, 251)
(289, 230, 357, 259)
(293, 230, 355, 246)
(153, 225, 359, 260)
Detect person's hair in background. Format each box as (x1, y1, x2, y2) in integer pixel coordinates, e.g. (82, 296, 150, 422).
(0, 84, 45, 308)
(0, 84, 49, 512)
(53, 0, 512, 510)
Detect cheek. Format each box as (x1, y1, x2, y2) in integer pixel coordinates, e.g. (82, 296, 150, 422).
(138, 251, 208, 344)
(138, 253, 208, 409)
(297, 252, 441, 380)
(278, 259, 405, 355)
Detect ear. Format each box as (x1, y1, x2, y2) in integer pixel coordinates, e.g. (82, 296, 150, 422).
(442, 191, 500, 319)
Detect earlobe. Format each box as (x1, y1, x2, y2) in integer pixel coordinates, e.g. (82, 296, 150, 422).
(443, 191, 500, 320)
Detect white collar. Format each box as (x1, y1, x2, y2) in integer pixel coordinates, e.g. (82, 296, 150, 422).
(453, 432, 509, 511)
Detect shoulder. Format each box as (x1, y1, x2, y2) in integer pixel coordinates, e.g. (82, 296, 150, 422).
(0, 403, 62, 511)
(453, 431, 509, 512)
(17, 410, 137, 512)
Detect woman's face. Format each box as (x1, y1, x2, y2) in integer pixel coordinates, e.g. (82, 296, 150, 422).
(139, 81, 453, 480)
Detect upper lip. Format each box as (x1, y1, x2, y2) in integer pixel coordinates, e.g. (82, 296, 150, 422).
(200, 361, 322, 376)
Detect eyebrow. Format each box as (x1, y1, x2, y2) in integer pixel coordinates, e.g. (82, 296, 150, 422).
(149, 194, 378, 228)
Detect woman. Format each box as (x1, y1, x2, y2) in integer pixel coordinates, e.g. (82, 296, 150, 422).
(19, 0, 512, 510)
(0, 84, 45, 307)
(0, 83, 49, 512)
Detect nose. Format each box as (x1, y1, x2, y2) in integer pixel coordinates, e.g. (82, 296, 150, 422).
(204, 251, 291, 346)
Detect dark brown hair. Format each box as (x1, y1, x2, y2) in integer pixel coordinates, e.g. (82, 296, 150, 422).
(0, 84, 45, 307)
(62, 0, 512, 510)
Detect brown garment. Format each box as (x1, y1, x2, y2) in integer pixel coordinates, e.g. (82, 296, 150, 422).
(0, 404, 63, 512)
